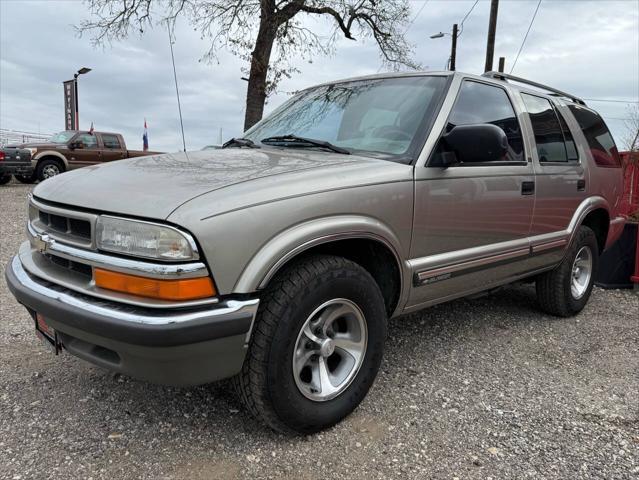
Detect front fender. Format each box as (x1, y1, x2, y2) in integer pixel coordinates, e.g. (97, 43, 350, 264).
(233, 215, 405, 293)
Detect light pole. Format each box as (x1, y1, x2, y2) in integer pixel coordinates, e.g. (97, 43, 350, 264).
(73, 67, 92, 130)
(430, 24, 458, 71)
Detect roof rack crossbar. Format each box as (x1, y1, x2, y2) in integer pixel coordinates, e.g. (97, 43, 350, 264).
(482, 71, 586, 106)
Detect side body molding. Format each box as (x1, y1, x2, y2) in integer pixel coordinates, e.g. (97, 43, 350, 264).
(33, 150, 69, 169)
(233, 215, 408, 316)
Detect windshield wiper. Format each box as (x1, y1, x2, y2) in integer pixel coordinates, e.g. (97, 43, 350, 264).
(222, 137, 260, 149)
(260, 134, 350, 155)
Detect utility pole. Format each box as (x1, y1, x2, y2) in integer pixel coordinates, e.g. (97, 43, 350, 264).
(450, 24, 458, 71)
(484, 0, 499, 72)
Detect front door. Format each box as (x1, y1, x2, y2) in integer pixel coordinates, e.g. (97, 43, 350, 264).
(407, 78, 536, 310)
(67, 133, 100, 169)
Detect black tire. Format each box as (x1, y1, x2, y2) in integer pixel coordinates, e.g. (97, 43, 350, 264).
(536, 225, 599, 317)
(234, 254, 387, 434)
(14, 173, 37, 184)
(36, 158, 64, 182)
(0, 173, 11, 185)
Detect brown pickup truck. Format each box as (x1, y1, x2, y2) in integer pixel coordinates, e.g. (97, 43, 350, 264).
(2, 130, 161, 183)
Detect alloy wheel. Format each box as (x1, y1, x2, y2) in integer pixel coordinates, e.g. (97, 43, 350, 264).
(571, 246, 593, 299)
(292, 298, 367, 402)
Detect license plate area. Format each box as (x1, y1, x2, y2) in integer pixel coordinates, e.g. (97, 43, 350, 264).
(35, 313, 62, 354)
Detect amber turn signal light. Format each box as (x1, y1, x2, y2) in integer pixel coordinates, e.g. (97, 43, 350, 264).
(94, 268, 216, 301)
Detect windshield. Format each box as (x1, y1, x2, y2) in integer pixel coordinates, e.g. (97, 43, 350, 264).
(244, 76, 448, 162)
(49, 131, 76, 143)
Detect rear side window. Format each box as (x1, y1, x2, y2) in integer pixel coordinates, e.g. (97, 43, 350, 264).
(101, 134, 122, 149)
(443, 81, 525, 162)
(568, 105, 621, 167)
(522, 94, 578, 163)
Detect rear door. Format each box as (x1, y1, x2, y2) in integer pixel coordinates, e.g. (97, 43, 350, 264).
(98, 134, 127, 162)
(520, 93, 586, 263)
(408, 77, 536, 309)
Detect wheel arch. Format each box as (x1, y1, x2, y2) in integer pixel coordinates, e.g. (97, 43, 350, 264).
(33, 151, 68, 169)
(567, 196, 610, 253)
(581, 208, 610, 254)
(233, 216, 407, 318)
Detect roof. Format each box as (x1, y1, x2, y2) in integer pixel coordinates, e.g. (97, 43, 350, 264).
(304, 70, 586, 107)
(65, 130, 121, 136)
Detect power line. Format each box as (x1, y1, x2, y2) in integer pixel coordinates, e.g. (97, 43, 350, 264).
(405, 0, 430, 34)
(510, 0, 542, 74)
(458, 0, 480, 35)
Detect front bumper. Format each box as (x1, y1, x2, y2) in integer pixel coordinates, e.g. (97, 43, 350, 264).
(0, 161, 34, 175)
(5, 255, 259, 386)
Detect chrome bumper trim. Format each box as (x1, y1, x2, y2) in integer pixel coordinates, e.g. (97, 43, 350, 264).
(28, 222, 208, 280)
(10, 256, 259, 327)
(19, 241, 217, 309)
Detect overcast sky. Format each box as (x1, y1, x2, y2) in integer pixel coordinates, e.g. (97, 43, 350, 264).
(1, 0, 638, 152)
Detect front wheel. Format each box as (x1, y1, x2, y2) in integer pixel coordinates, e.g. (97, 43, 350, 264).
(36, 159, 64, 182)
(0, 173, 11, 185)
(536, 225, 599, 317)
(234, 255, 387, 434)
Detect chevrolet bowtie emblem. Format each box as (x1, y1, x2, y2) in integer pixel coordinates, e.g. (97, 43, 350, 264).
(34, 233, 52, 253)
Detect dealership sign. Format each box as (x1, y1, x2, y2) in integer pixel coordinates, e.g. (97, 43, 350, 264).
(63, 80, 78, 130)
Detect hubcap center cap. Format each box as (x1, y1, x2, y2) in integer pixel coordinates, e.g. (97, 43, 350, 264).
(320, 338, 335, 357)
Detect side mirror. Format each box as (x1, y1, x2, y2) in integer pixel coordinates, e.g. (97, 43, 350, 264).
(440, 124, 508, 165)
(68, 141, 81, 150)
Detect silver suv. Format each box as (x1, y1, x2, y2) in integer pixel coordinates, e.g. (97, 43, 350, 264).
(6, 71, 625, 433)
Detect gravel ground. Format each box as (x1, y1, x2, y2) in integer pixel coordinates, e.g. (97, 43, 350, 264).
(1, 180, 638, 480)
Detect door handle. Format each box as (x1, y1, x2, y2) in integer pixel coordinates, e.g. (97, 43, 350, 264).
(577, 179, 586, 191)
(521, 181, 535, 196)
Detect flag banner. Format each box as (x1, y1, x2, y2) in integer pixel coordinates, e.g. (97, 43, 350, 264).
(89, 122, 94, 135)
(63, 80, 77, 131)
(143, 120, 149, 151)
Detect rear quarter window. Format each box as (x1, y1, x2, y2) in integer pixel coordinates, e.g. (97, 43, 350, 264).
(567, 105, 621, 168)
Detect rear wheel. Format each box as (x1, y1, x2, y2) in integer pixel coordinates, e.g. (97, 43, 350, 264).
(0, 173, 11, 185)
(234, 255, 387, 434)
(36, 158, 64, 182)
(14, 173, 36, 184)
(536, 226, 599, 317)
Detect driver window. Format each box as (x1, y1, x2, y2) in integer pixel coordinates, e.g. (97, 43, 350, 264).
(76, 134, 97, 148)
(433, 81, 525, 164)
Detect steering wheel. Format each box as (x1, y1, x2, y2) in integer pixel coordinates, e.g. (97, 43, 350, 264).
(372, 126, 412, 141)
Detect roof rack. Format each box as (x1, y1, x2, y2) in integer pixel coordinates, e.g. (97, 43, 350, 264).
(482, 71, 586, 106)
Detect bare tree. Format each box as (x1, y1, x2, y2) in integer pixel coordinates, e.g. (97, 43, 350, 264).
(78, 0, 419, 131)
(622, 104, 639, 153)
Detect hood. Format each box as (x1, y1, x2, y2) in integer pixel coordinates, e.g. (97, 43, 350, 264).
(6, 142, 62, 150)
(33, 149, 408, 220)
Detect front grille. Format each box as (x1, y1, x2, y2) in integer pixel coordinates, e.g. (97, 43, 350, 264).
(38, 210, 91, 239)
(29, 197, 96, 249)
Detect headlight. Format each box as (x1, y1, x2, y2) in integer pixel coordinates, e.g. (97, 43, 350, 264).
(96, 216, 198, 261)
(27, 148, 38, 157)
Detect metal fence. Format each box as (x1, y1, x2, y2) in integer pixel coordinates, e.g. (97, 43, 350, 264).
(0, 129, 51, 147)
